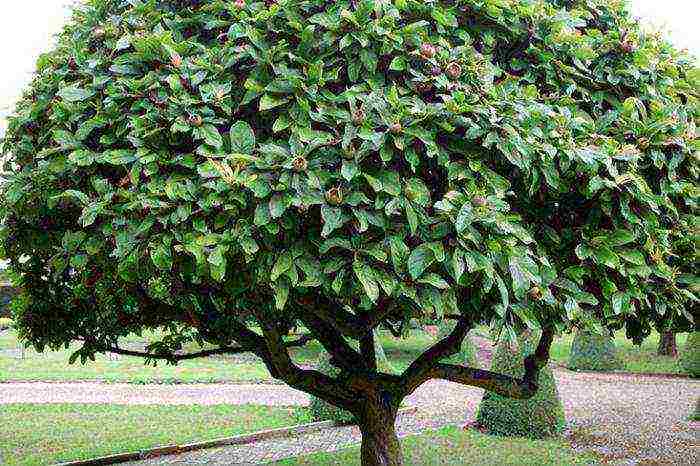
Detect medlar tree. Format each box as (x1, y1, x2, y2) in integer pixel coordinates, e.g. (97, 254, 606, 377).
(1, 1, 697, 465)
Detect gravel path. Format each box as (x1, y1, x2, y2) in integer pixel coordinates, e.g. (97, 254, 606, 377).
(117, 372, 698, 465)
(0, 382, 308, 406)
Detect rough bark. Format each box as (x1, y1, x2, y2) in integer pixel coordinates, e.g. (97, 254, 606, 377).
(657, 331, 678, 357)
(357, 390, 403, 466)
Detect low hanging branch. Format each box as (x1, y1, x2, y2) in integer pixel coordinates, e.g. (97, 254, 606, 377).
(422, 326, 555, 399)
(85, 334, 314, 363)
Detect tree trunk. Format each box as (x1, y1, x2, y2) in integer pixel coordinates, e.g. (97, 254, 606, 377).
(358, 392, 403, 466)
(657, 331, 678, 357)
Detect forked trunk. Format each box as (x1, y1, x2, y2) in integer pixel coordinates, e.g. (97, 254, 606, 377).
(657, 331, 677, 357)
(358, 392, 403, 466)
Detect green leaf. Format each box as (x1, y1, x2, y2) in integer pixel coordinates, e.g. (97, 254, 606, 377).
(417, 273, 450, 289)
(208, 246, 227, 281)
(271, 252, 293, 281)
(389, 56, 406, 71)
(353, 260, 379, 302)
(408, 244, 435, 279)
(593, 247, 620, 268)
(608, 229, 635, 246)
(230, 121, 255, 154)
(150, 243, 173, 271)
(321, 205, 344, 237)
(68, 150, 96, 167)
(259, 94, 289, 111)
(273, 279, 290, 310)
(57, 85, 95, 102)
(198, 124, 223, 149)
(455, 203, 472, 233)
(405, 178, 430, 206)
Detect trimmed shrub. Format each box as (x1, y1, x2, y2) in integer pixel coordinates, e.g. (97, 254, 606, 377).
(437, 324, 477, 366)
(568, 331, 623, 372)
(476, 333, 565, 438)
(680, 332, 700, 378)
(309, 357, 356, 424)
(0, 317, 13, 331)
(691, 398, 700, 422)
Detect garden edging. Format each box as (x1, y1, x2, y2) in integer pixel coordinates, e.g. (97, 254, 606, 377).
(52, 406, 418, 466)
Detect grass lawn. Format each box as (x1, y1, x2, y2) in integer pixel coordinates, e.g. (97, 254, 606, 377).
(548, 331, 689, 374)
(0, 328, 691, 384)
(273, 425, 599, 465)
(0, 403, 310, 466)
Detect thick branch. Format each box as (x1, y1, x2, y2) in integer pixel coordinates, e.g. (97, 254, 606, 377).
(360, 332, 377, 371)
(420, 327, 555, 399)
(310, 296, 395, 339)
(295, 307, 364, 370)
(400, 317, 472, 396)
(255, 310, 360, 410)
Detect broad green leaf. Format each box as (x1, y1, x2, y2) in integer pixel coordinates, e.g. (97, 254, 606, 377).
(353, 260, 379, 302)
(408, 244, 435, 279)
(230, 121, 255, 154)
(57, 85, 95, 102)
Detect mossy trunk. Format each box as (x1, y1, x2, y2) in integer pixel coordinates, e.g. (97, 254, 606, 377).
(657, 331, 677, 357)
(358, 391, 403, 466)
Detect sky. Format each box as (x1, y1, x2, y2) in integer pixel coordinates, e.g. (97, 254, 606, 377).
(0, 0, 698, 120)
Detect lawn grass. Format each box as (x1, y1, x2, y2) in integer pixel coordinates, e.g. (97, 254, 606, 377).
(0, 403, 310, 466)
(0, 328, 691, 384)
(548, 331, 689, 374)
(272, 425, 600, 465)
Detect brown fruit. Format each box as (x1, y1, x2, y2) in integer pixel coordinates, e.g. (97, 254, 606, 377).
(446, 62, 462, 79)
(529, 286, 543, 301)
(472, 196, 487, 207)
(325, 187, 344, 205)
(234, 0, 246, 9)
(389, 122, 402, 134)
(189, 115, 203, 127)
(420, 43, 436, 59)
(292, 156, 308, 172)
(352, 109, 365, 125)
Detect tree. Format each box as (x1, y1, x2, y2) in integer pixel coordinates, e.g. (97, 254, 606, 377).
(657, 329, 678, 357)
(0, 1, 698, 465)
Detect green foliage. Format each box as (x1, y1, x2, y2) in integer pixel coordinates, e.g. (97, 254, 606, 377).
(308, 357, 356, 424)
(691, 398, 700, 421)
(0, 317, 13, 330)
(0, 0, 697, 362)
(476, 333, 565, 438)
(567, 330, 623, 372)
(680, 331, 700, 377)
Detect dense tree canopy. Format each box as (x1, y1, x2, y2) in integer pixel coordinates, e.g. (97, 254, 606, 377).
(1, 0, 698, 464)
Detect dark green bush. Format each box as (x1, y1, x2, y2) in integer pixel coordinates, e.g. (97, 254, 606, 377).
(680, 332, 700, 378)
(476, 333, 565, 438)
(567, 331, 623, 372)
(308, 357, 356, 424)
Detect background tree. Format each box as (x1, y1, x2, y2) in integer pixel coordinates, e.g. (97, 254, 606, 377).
(0, 1, 697, 465)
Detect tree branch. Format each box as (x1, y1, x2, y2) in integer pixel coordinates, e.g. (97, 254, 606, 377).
(310, 296, 395, 339)
(400, 317, 473, 396)
(421, 326, 555, 399)
(89, 335, 313, 362)
(360, 332, 377, 371)
(295, 307, 364, 371)
(254, 310, 360, 410)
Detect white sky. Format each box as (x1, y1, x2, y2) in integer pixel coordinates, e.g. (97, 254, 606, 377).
(0, 0, 698, 116)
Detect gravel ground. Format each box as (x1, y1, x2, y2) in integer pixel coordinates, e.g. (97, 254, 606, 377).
(0, 382, 308, 406)
(117, 372, 698, 465)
